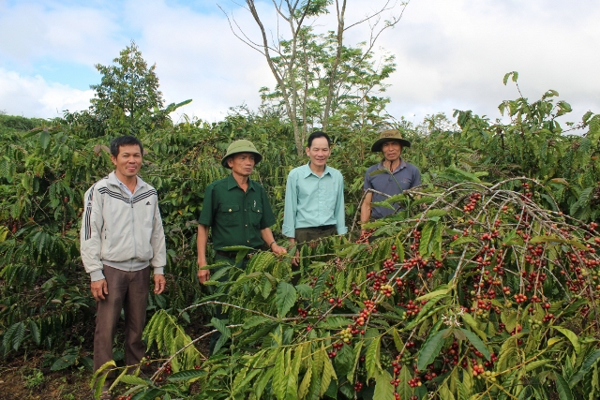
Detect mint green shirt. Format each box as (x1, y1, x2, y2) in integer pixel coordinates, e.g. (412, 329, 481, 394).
(282, 163, 347, 238)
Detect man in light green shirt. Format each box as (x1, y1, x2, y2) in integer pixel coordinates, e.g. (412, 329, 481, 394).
(282, 131, 347, 265)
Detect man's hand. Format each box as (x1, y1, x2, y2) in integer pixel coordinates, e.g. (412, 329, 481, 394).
(271, 244, 287, 255)
(291, 249, 300, 266)
(197, 259, 210, 284)
(154, 274, 166, 294)
(91, 279, 108, 301)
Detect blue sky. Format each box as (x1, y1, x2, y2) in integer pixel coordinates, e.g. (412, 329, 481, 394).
(1, 0, 599, 128)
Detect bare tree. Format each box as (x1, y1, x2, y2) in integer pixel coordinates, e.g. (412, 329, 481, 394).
(220, 0, 409, 155)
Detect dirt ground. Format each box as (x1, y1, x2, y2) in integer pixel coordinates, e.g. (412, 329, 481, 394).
(0, 358, 92, 400)
(0, 327, 212, 400)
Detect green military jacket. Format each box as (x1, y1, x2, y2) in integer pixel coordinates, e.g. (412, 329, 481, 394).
(199, 174, 276, 250)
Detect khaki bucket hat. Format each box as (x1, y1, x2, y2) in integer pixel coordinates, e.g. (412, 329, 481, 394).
(221, 140, 263, 168)
(371, 129, 411, 152)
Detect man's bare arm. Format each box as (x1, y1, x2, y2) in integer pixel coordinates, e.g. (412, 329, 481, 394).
(360, 191, 373, 233)
(197, 224, 210, 283)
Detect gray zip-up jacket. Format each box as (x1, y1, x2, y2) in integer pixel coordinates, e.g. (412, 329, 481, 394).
(80, 171, 167, 281)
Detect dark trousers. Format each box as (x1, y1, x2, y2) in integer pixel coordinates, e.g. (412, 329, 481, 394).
(209, 254, 249, 354)
(295, 225, 337, 244)
(292, 225, 337, 284)
(94, 266, 151, 375)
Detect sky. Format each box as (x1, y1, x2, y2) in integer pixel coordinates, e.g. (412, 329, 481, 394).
(1, 0, 599, 128)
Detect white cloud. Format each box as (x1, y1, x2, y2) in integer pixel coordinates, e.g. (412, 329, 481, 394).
(0, 69, 92, 118)
(0, 0, 121, 67)
(381, 0, 600, 122)
(0, 0, 598, 126)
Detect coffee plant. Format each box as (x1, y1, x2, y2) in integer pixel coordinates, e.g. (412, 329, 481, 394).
(101, 179, 600, 399)
(2, 73, 600, 400)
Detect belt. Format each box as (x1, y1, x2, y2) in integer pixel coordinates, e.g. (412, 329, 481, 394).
(297, 224, 336, 232)
(216, 250, 255, 259)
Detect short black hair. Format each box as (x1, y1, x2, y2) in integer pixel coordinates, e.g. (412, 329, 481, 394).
(110, 135, 144, 157)
(307, 131, 331, 148)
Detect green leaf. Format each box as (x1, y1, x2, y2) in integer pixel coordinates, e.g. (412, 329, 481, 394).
(460, 313, 487, 340)
(11, 322, 25, 351)
(167, 369, 206, 382)
(298, 366, 312, 399)
(460, 328, 490, 361)
(450, 236, 479, 247)
(426, 209, 448, 218)
(120, 375, 150, 386)
(39, 130, 50, 150)
(366, 335, 381, 380)
(415, 285, 451, 302)
(397, 363, 413, 400)
(276, 281, 297, 317)
(347, 341, 363, 384)
(320, 350, 337, 396)
(552, 326, 581, 354)
(273, 349, 286, 399)
(243, 316, 272, 330)
(569, 349, 600, 387)
(211, 317, 231, 338)
(374, 370, 395, 400)
(555, 373, 573, 400)
(433, 222, 443, 260)
(417, 328, 449, 371)
(419, 222, 434, 257)
(392, 329, 404, 352)
(439, 381, 456, 400)
(51, 352, 78, 371)
(29, 320, 41, 345)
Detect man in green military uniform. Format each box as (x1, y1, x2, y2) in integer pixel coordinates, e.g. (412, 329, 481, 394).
(197, 140, 286, 284)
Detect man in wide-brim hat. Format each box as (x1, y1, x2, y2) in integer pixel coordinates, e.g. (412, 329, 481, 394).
(197, 139, 286, 353)
(197, 139, 286, 284)
(360, 129, 421, 231)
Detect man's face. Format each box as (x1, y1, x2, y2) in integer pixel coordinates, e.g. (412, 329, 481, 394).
(111, 144, 142, 179)
(382, 141, 402, 162)
(228, 153, 255, 177)
(305, 137, 331, 168)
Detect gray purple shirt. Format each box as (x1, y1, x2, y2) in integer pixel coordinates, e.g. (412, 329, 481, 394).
(364, 159, 421, 219)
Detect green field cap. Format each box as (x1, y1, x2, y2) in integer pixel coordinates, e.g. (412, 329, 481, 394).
(221, 140, 263, 168)
(371, 129, 411, 152)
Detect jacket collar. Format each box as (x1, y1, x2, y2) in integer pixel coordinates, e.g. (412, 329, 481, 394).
(107, 171, 147, 193)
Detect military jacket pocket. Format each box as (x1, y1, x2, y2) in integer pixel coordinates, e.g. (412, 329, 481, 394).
(219, 204, 241, 227)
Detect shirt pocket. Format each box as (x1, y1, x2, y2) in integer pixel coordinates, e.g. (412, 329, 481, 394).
(219, 204, 241, 227)
(250, 203, 263, 227)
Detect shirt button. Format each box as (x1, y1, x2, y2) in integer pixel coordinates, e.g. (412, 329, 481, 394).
(247, 240, 250, 243)
(244, 209, 247, 211)
(228, 209, 232, 212)
(245, 224, 248, 227)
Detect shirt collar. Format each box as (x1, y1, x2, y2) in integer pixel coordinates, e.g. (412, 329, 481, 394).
(227, 173, 256, 191)
(108, 171, 146, 193)
(377, 159, 406, 173)
(302, 162, 331, 178)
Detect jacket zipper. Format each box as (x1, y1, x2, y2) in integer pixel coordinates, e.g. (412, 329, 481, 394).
(130, 195, 137, 266)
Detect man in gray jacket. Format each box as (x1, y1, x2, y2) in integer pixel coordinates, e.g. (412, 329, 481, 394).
(80, 135, 166, 398)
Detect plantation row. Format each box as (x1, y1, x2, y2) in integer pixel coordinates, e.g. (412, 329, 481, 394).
(1, 82, 600, 399)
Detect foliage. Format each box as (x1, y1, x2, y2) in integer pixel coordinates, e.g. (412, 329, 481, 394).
(2, 70, 600, 400)
(63, 41, 190, 138)
(99, 179, 600, 400)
